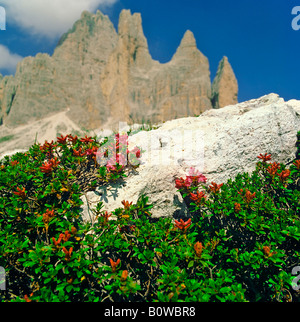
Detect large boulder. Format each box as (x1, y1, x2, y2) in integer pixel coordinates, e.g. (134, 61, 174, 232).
(80, 94, 300, 221)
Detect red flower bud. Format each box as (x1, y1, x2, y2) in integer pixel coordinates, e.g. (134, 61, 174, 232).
(194, 242, 203, 257)
(121, 270, 128, 282)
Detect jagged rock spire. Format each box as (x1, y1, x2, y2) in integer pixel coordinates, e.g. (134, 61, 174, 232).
(212, 56, 238, 108)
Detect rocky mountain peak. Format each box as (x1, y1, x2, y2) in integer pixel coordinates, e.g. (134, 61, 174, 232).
(118, 10, 144, 38)
(53, 9, 117, 63)
(116, 9, 153, 69)
(179, 30, 197, 49)
(172, 30, 197, 59)
(0, 9, 238, 130)
(212, 56, 238, 108)
(171, 30, 208, 70)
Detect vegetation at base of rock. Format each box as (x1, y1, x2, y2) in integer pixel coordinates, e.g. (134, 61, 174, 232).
(0, 133, 300, 302)
(0, 135, 14, 144)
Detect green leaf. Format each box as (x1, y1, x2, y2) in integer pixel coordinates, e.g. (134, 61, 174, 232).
(44, 278, 52, 284)
(23, 261, 35, 267)
(220, 287, 231, 293)
(66, 285, 73, 293)
(188, 260, 194, 268)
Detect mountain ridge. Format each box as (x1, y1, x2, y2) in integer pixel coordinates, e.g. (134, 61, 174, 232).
(0, 9, 238, 130)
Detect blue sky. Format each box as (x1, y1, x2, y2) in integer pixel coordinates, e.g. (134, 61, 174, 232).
(0, 0, 299, 103)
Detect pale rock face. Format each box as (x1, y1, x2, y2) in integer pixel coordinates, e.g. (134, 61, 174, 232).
(0, 9, 235, 130)
(212, 56, 238, 108)
(0, 110, 85, 159)
(80, 94, 300, 221)
(101, 19, 213, 128)
(0, 10, 118, 129)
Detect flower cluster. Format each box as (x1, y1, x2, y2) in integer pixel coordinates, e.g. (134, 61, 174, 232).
(262, 246, 276, 258)
(52, 230, 71, 247)
(238, 189, 256, 204)
(294, 160, 300, 170)
(109, 258, 121, 273)
(57, 135, 69, 145)
(174, 218, 192, 232)
(257, 153, 272, 163)
(39, 140, 58, 157)
(175, 168, 226, 211)
(190, 191, 206, 205)
(13, 187, 26, 199)
(175, 167, 207, 190)
(98, 211, 112, 225)
(267, 162, 280, 176)
(209, 182, 223, 194)
(42, 209, 55, 230)
(194, 242, 203, 257)
(80, 135, 94, 144)
(277, 169, 291, 182)
(40, 158, 61, 174)
(73, 147, 86, 157)
(122, 200, 133, 210)
(62, 247, 73, 262)
(234, 203, 242, 213)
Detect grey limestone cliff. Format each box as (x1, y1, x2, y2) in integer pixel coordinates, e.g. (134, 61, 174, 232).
(0, 9, 238, 130)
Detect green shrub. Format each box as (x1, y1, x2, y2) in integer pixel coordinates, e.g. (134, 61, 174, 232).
(0, 132, 300, 302)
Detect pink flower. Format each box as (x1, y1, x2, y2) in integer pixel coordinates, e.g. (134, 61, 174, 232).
(106, 163, 117, 172)
(116, 153, 127, 166)
(187, 167, 201, 177)
(86, 146, 98, 156)
(115, 133, 128, 150)
(186, 167, 207, 184)
(130, 147, 141, 158)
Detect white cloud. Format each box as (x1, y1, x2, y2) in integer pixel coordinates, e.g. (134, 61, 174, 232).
(2, 0, 118, 38)
(0, 45, 23, 74)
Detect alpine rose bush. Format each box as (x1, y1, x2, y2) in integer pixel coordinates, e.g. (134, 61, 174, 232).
(0, 131, 300, 302)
